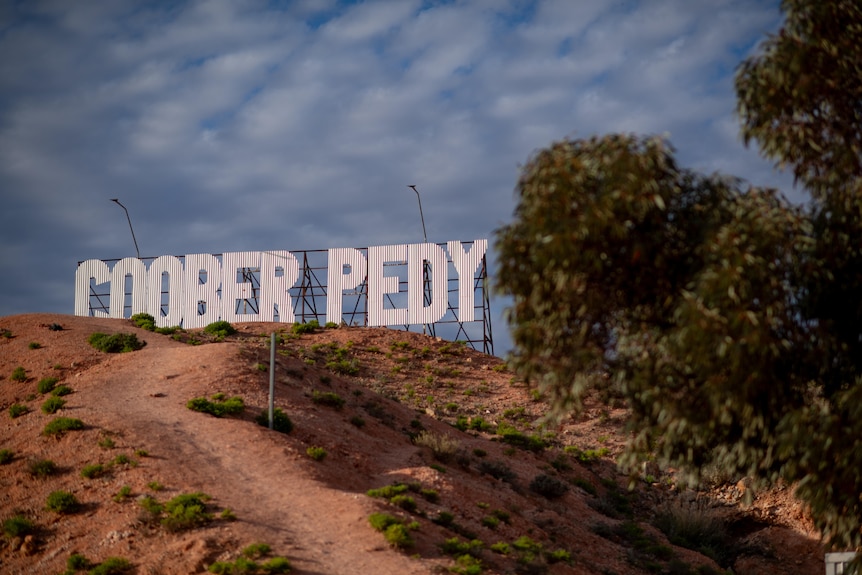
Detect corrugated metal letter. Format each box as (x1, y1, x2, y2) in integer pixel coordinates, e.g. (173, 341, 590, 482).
(221, 252, 259, 323)
(408, 243, 447, 324)
(147, 255, 184, 328)
(368, 244, 407, 327)
(259, 250, 299, 322)
(183, 254, 221, 329)
(326, 248, 367, 325)
(110, 257, 147, 318)
(447, 239, 487, 322)
(74, 259, 110, 317)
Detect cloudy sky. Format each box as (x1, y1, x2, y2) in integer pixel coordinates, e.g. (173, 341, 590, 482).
(0, 0, 797, 355)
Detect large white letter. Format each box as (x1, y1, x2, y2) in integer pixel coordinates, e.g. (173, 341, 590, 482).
(183, 254, 221, 329)
(147, 256, 184, 328)
(367, 244, 407, 327)
(326, 248, 367, 324)
(74, 259, 110, 318)
(259, 251, 299, 322)
(408, 243, 448, 324)
(110, 257, 147, 318)
(447, 239, 487, 322)
(221, 251, 261, 323)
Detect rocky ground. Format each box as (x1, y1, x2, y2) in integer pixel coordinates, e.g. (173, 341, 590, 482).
(0, 313, 825, 574)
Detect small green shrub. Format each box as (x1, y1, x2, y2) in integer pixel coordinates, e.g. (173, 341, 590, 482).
(41, 396, 66, 414)
(87, 556, 132, 575)
(10, 366, 26, 382)
(28, 341, 42, 349)
(326, 358, 360, 376)
(481, 515, 499, 529)
(291, 320, 319, 335)
(43, 417, 85, 436)
(573, 477, 597, 495)
(99, 435, 116, 449)
(653, 499, 733, 566)
(0, 328, 13, 338)
(306, 446, 327, 461)
(529, 474, 568, 499)
(0, 449, 13, 464)
(88, 332, 145, 353)
(413, 430, 460, 462)
(350, 415, 366, 428)
(46, 490, 80, 513)
(368, 513, 414, 549)
(37, 376, 59, 394)
(367, 484, 410, 499)
(134, 449, 149, 457)
(477, 460, 516, 483)
(203, 320, 237, 339)
(243, 542, 272, 558)
(161, 492, 213, 532)
(8, 403, 28, 418)
(187, 396, 244, 417)
(389, 495, 417, 512)
(68, 553, 91, 570)
(113, 485, 132, 502)
(440, 537, 484, 558)
(255, 408, 294, 434)
(311, 390, 345, 409)
(29, 458, 58, 478)
(563, 445, 610, 463)
(2, 515, 35, 538)
(496, 422, 546, 452)
(81, 464, 105, 479)
(114, 454, 132, 465)
(131, 313, 156, 330)
(52, 384, 73, 396)
(147, 481, 164, 491)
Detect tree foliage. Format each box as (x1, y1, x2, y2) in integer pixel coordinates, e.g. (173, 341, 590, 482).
(496, 0, 862, 551)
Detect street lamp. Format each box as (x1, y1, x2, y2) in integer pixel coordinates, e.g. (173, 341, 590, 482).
(110, 198, 141, 259)
(408, 185, 428, 243)
(408, 185, 432, 335)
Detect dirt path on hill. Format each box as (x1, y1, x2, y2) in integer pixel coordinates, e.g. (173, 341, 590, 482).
(72, 341, 432, 575)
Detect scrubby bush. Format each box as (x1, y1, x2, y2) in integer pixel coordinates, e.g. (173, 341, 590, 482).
(0, 449, 13, 464)
(311, 390, 345, 409)
(41, 396, 66, 414)
(161, 492, 213, 532)
(131, 313, 156, 331)
(529, 474, 568, 499)
(187, 396, 244, 418)
(413, 430, 460, 462)
(368, 513, 414, 549)
(67, 554, 91, 570)
(46, 490, 80, 513)
(87, 556, 132, 574)
(88, 332, 145, 353)
(255, 408, 294, 434)
(204, 321, 237, 339)
(8, 403, 28, 418)
(291, 320, 319, 335)
(81, 464, 105, 479)
(653, 499, 733, 566)
(477, 460, 516, 484)
(2, 515, 35, 538)
(29, 459, 58, 478)
(37, 376, 59, 394)
(43, 417, 84, 436)
(306, 446, 327, 461)
(10, 366, 26, 382)
(28, 341, 42, 349)
(51, 384, 73, 396)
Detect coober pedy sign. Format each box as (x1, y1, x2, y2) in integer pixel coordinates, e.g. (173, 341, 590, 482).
(74, 239, 490, 349)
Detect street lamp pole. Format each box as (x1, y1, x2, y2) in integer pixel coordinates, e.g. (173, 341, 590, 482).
(110, 198, 141, 259)
(408, 185, 428, 243)
(408, 185, 432, 336)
